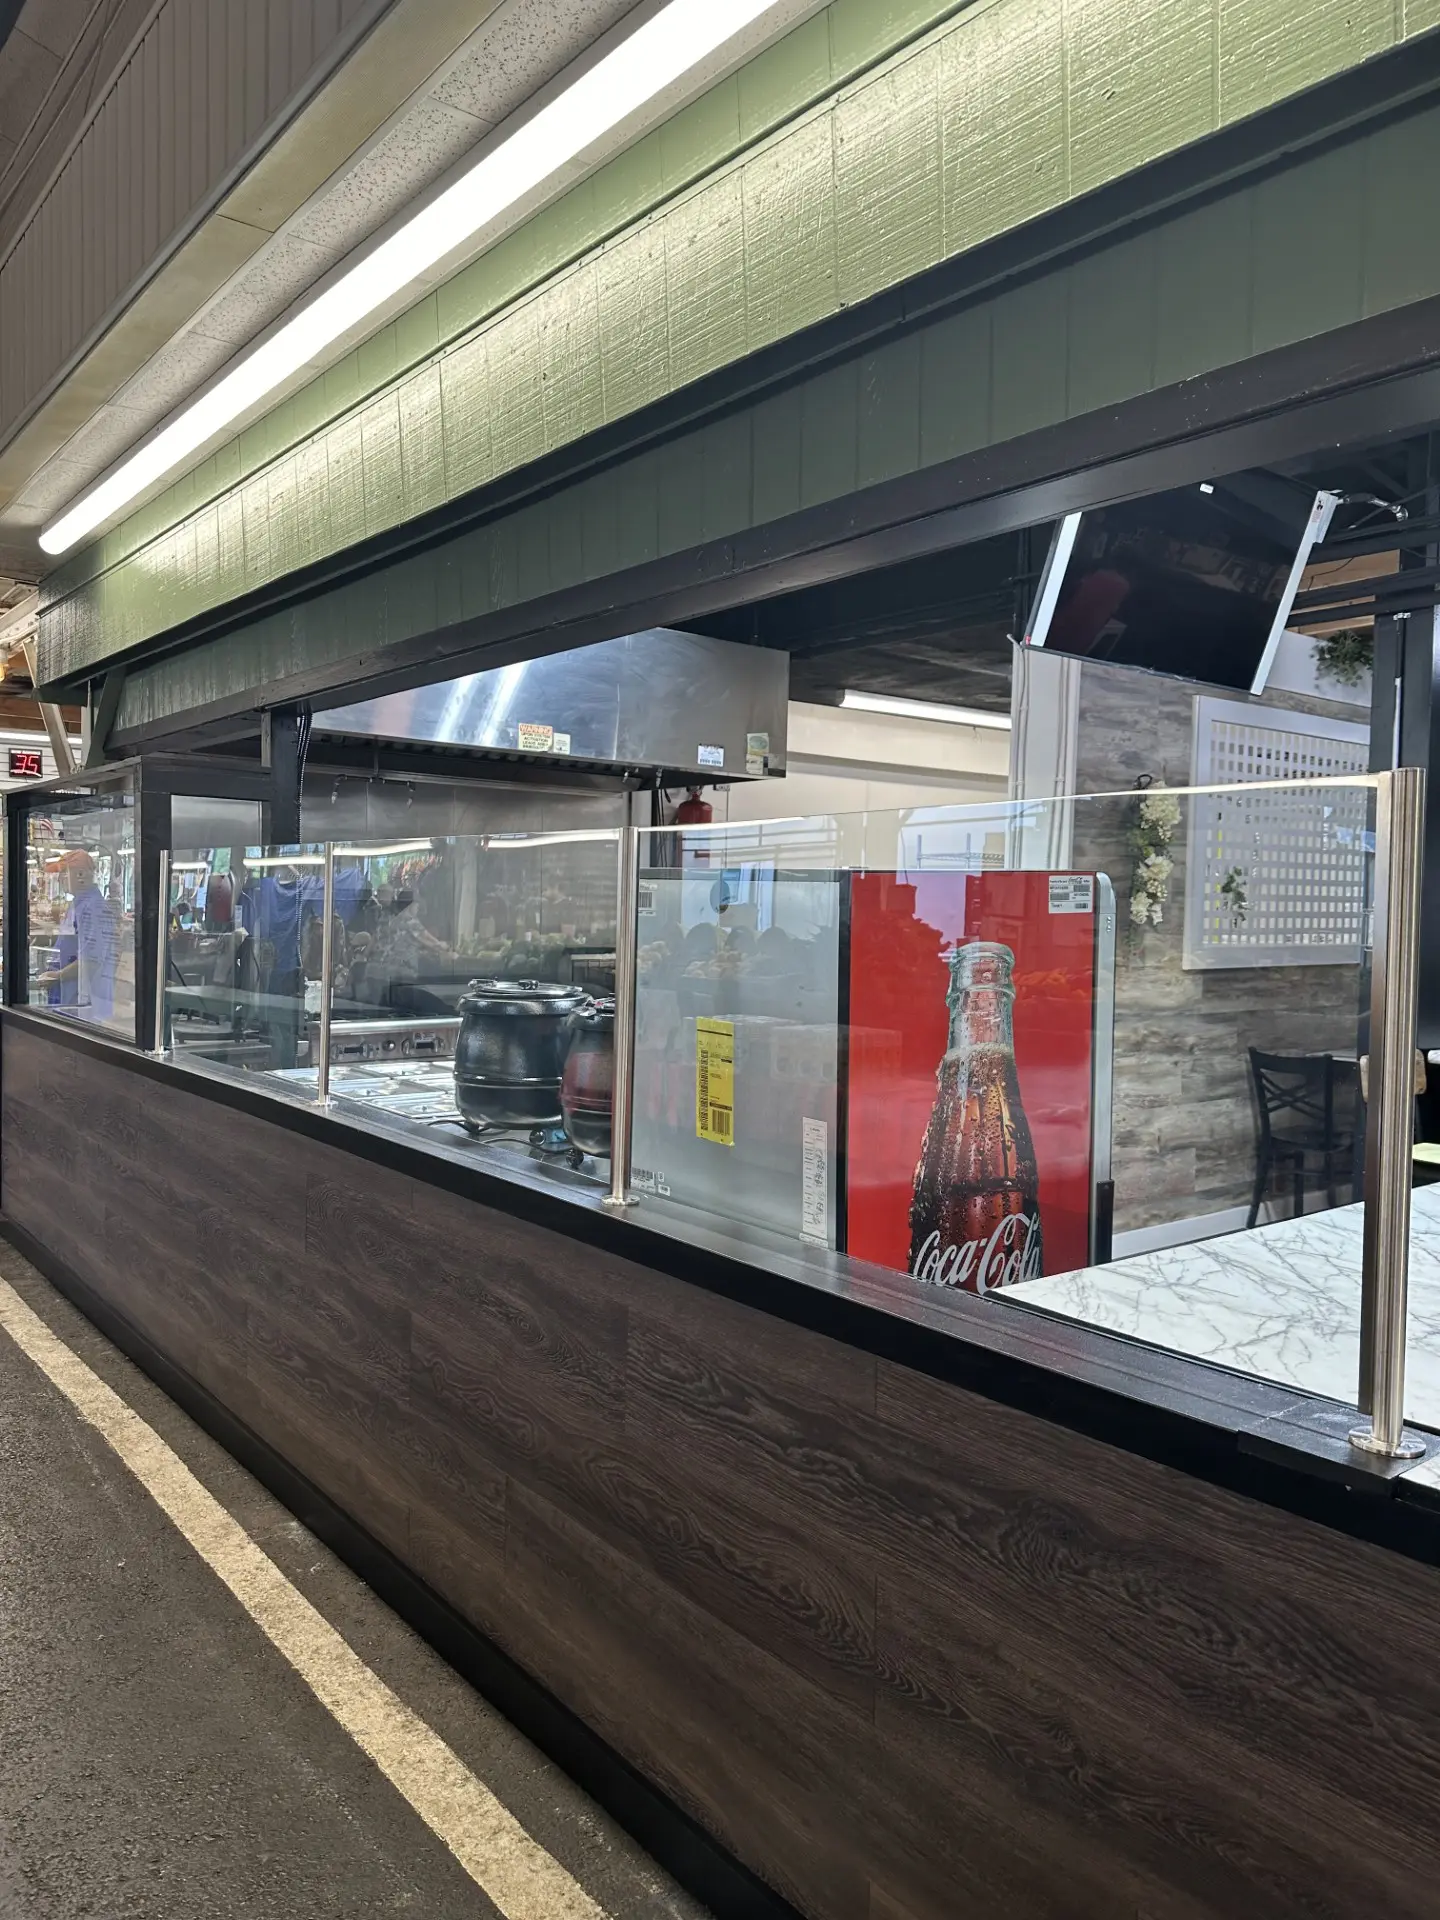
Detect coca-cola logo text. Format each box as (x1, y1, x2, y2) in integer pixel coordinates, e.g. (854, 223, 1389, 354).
(912, 1211, 1041, 1293)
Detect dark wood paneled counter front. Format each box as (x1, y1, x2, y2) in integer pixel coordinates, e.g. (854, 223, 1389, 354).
(7, 1012, 1440, 1920)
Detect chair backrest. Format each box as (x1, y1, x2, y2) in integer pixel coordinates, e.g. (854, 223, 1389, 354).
(1248, 1048, 1352, 1142)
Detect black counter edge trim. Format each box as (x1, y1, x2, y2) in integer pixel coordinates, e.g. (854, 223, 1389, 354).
(10, 1007, 1440, 1569)
(0, 1212, 804, 1920)
(65, 25, 1440, 702)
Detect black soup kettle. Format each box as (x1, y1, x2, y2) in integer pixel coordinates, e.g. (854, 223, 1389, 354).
(454, 978, 588, 1130)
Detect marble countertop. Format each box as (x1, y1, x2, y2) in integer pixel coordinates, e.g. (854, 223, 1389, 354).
(1006, 1184, 1440, 1430)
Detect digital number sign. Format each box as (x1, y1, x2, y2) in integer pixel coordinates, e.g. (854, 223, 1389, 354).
(8, 748, 44, 779)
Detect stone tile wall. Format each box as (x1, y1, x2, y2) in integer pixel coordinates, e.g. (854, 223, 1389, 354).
(1072, 661, 1366, 1236)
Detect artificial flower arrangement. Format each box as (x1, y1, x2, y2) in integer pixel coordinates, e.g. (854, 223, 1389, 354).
(1128, 776, 1181, 931)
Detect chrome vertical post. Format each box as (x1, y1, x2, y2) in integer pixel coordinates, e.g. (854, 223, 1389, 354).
(150, 847, 170, 1058)
(603, 823, 640, 1210)
(1352, 765, 1427, 1460)
(316, 843, 335, 1106)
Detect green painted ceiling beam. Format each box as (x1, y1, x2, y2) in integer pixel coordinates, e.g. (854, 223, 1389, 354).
(39, 0, 1440, 688)
(110, 91, 1440, 737)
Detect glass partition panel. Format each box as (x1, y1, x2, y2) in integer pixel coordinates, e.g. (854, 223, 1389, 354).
(628, 779, 1376, 1412)
(151, 783, 1387, 1416)
(632, 816, 849, 1247)
(322, 829, 619, 1192)
(1412, 1148, 1440, 1431)
(161, 828, 622, 1193)
(26, 781, 138, 1042)
(163, 843, 324, 1094)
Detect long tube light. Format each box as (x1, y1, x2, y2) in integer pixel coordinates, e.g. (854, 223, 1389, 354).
(332, 839, 436, 858)
(840, 690, 1013, 730)
(41, 0, 790, 558)
(0, 728, 82, 749)
(482, 830, 620, 849)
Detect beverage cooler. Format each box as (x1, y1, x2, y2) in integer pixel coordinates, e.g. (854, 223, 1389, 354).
(631, 865, 1115, 1289)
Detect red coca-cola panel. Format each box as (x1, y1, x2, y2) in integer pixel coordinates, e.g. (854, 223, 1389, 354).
(844, 870, 1097, 1281)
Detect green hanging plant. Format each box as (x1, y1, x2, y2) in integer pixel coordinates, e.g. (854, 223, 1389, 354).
(1312, 627, 1373, 688)
(1219, 865, 1248, 927)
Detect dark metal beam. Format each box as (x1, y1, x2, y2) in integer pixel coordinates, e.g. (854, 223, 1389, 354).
(1318, 517, 1440, 558)
(84, 667, 127, 768)
(261, 709, 303, 843)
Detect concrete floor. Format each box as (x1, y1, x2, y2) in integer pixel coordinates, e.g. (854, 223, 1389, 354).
(0, 1242, 709, 1920)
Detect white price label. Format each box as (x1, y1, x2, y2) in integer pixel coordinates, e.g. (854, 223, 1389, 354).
(1048, 875, 1094, 915)
(800, 1117, 829, 1245)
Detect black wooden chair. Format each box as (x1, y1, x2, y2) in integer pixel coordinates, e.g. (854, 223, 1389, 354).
(1247, 1048, 1359, 1228)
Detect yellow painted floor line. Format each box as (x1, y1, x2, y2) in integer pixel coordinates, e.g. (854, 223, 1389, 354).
(0, 1275, 608, 1920)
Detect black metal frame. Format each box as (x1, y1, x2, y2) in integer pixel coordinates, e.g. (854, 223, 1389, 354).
(3, 754, 283, 1049)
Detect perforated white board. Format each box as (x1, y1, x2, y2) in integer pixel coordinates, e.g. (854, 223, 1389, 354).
(1182, 696, 1370, 971)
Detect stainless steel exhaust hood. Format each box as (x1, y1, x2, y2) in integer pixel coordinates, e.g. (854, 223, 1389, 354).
(313, 629, 788, 780)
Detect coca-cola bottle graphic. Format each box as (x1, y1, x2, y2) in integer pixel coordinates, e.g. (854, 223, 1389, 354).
(908, 940, 1044, 1292)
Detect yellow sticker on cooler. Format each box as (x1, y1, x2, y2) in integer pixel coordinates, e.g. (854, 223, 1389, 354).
(695, 1018, 734, 1145)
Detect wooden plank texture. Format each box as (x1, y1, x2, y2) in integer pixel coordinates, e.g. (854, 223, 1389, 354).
(7, 1019, 1440, 1919)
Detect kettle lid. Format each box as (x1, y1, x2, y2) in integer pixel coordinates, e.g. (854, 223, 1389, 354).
(459, 976, 587, 1012)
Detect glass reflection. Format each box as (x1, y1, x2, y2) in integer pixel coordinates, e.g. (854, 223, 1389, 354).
(164, 830, 621, 1194)
(26, 791, 136, 1041)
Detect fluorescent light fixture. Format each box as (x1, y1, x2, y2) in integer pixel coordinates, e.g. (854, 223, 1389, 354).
(0, 728, 81, 749)
(333, 839, 435, 858)
(840, 690, 1012, 730)
(1199, 482, 1215, 494)
(242, 854, 326, 868)
(40, 0, 791, 557)
(483, 830, 620, 849)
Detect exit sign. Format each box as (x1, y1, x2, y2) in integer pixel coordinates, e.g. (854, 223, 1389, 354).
(8, 747, 43, 779)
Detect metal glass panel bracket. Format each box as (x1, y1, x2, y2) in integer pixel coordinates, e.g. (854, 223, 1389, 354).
(150, 847, 170, 1059)
(1352, 765, 1428, 1460)
(603, 822, 641, 1211)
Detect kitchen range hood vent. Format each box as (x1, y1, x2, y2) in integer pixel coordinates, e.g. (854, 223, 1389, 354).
(313, 629, 788, 781)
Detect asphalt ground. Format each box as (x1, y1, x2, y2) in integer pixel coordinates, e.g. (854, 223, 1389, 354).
(0, 1239, 709, 1920)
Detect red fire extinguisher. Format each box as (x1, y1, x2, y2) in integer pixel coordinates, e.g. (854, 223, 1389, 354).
(673, 786, 712, 827)
(673, 786, 713, 866)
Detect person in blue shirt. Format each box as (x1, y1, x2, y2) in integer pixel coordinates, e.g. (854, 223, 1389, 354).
(235, 859, 367, 1067)
(36, 849, 118, 1027)
(237, 865, 306, 1067)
